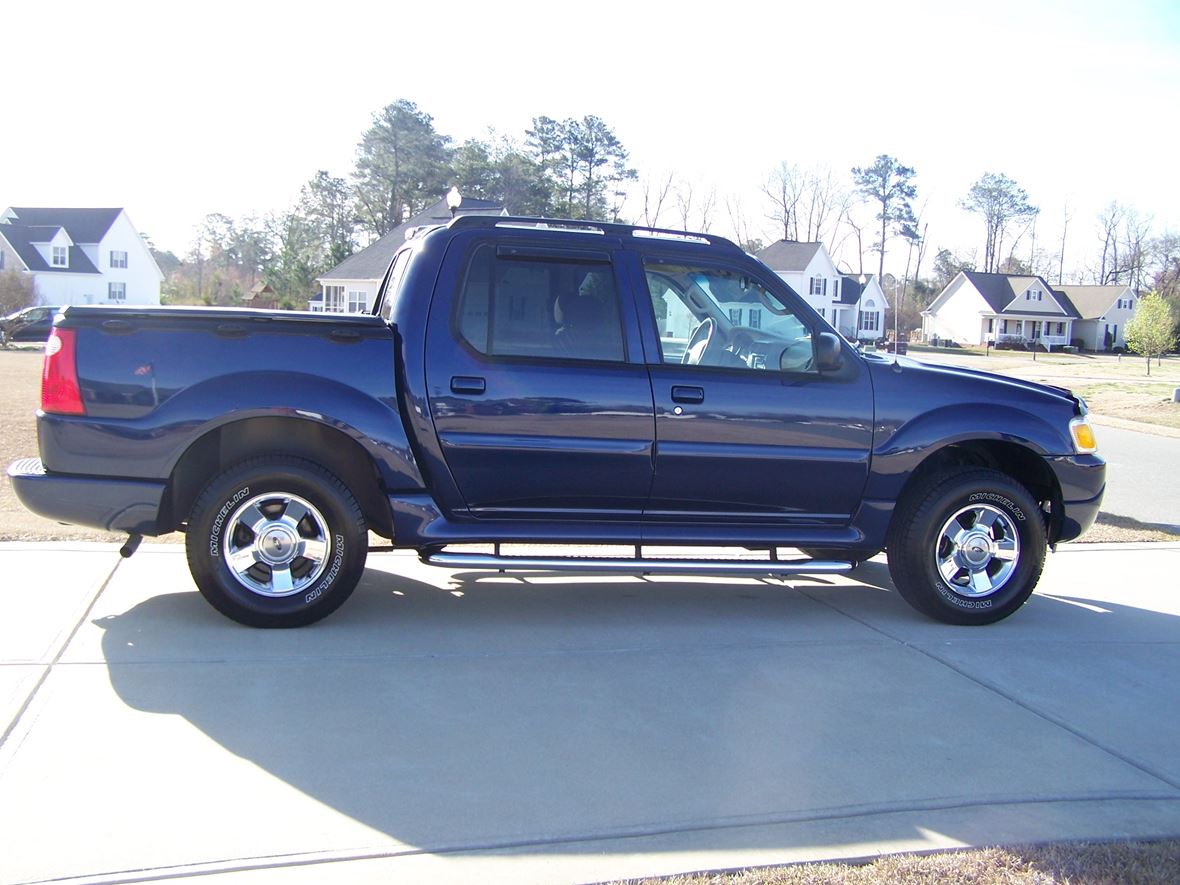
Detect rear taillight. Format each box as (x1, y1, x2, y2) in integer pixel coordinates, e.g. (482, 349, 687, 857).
(41, 328, 85, 415)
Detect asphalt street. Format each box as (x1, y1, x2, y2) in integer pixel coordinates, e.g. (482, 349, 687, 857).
(1095, 425, 1180, 529)
(1, 542, 1179, 884)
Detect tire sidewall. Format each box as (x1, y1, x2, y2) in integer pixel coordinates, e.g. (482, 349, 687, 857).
(187, 460, 366, 627)
(913, 476, 1044, 623)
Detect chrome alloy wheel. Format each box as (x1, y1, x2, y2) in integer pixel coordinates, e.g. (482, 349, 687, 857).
(934, 503, 1020, 598)
(222, 492, 331, 597)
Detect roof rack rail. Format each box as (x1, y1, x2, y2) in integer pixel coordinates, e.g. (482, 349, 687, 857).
(445, 214, 744, 253)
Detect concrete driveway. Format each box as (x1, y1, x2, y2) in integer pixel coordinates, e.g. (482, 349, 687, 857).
(2, 542, 1179, 884)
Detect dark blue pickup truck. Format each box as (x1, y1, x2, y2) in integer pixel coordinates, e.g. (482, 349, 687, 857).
(8, 216, 1105, 627)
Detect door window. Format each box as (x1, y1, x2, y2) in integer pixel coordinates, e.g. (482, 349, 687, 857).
(645, 262, 814, 373)
(457, 245, 625, 362)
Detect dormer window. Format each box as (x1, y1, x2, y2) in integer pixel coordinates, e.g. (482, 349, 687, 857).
(110, 250, 128, 269)
(51, 246, 68, 267)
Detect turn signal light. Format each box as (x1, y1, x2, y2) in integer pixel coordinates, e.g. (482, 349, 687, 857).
(41, 328, 86, 416)
(1069, 416, 1097, 454)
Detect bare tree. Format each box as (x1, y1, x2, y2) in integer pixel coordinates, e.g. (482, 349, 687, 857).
(960, 172, 1037, 273)
(762, 161, 803, 241)
(1057, 203, 1072, 285)
(725, 197, 763, 253)
(1097, 201, 1125, 284)
(675, 180, 694, 232)
(640, 171, 674, 228)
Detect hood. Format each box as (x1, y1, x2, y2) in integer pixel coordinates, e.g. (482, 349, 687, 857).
(863, 351, 1084, 414)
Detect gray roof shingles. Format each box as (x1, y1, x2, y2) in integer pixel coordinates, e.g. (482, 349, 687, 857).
(961, 270, 1080, 318)
(754, 240, 822, 272)
(6, 207, 122, 243)
(0, 222, 100, 274)
(319, 196, 504, 283)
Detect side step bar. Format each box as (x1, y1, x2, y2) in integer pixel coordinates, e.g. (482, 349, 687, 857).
(422, 552, 853, 575)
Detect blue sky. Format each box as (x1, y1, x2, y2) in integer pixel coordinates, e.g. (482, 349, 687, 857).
(4, 0, 1177, 280)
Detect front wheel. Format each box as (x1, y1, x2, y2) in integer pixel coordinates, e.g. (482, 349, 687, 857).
(185, 456, 368, 627)
(886, 469, 1046, 625)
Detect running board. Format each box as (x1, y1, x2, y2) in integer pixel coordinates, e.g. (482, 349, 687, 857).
(423, 552, 853, 575)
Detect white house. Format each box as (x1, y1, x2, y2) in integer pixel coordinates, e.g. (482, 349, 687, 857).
(1050, 285, 1137, 351)
(922, 271, 1080, 349)
(0, 207, 162, 306)
(313, 195, 506, 313)
(754, 240, 887, 340)
(838, 274, 887, 341)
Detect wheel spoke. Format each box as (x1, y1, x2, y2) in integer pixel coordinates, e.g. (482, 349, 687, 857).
(282, 498, 310, 529)
(975, 508, 1000, 531)
(239, 503, 268, 534)
(993, 537, 1019, 561)
(227, 546, 257, 575)
(969, 568, 994, 595)
(938, 555, 962, 585)
(300, 537, 328, 565)
(270, 565, 294, 594)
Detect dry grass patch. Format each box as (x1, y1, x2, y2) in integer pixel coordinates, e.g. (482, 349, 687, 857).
(613, 840, 1180, 885)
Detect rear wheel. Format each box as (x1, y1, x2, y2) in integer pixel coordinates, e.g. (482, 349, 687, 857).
(886, 468, 1046, 625)
(185, 456, 368, 627)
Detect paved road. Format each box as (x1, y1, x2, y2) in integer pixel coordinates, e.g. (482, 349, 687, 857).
(2, 543, 1179, 884)
(1096, 426, 1180, 529)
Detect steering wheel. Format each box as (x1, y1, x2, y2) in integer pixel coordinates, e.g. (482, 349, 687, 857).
(682, 317, 715, 365)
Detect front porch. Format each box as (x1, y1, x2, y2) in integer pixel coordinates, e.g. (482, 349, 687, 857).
(987, 315, 1073, 350)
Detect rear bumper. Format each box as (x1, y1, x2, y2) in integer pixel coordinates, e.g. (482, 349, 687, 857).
(7, 457, 165, 535)
(1047, 454, 1106, 542)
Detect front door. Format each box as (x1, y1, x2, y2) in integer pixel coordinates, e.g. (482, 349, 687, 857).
(636, 256, 874, 526)
(424, 237, 655, 519)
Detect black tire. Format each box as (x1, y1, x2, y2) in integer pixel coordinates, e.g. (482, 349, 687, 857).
(185, 456, 368, 627)
(886, 468, 1046, 625)
(800, 547, 881, 568)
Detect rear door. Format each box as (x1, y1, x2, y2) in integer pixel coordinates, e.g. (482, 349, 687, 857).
(424, 233, 655, 520)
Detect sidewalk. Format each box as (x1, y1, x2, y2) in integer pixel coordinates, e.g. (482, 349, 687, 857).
(2, 542, 1179, 884)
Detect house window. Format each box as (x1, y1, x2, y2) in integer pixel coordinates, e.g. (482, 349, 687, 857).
(347, 290, 367, 313)
(108, 282, 126, 301)
(1001, 319, 1009, 334)
(110, 250, 128, 269)
(324, 285, 345, 312)
(729, 308, 743, 325)
(1056, 322, 1065, 335)
(809, 277, 827, 297)
(859, 311, 879, 332)
(748, 308, 761, 330)
(987, 318, 994, 332)
(52, 246, 68, 267)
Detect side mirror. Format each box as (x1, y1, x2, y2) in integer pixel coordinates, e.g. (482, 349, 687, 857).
(816, 331, 844, 371)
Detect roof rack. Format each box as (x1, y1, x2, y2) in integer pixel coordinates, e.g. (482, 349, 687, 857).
(445, 214, 744, 254)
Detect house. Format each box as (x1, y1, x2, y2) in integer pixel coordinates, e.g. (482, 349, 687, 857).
(243, 281, 278, 310)
(0, 207, 162, 306)
(838, 274, 887, 341)
(921, 271, 1080, 349)
(754, 240, 887, 340)
(1049, 285, 1137, 351)
(313, 195, 506, 313)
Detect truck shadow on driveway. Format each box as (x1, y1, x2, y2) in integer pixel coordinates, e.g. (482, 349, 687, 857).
(89, 561, 1180, 866)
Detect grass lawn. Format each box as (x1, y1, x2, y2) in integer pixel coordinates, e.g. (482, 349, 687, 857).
(614, 840, 1180, 884)
(909, 347, 1180, 432)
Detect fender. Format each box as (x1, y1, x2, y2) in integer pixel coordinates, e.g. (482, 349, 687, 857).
(40, 371, 424, 491)
(864, 402, 1073, 501)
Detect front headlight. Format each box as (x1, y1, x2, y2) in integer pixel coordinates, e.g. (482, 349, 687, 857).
(1069, 415, 1098, 454)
